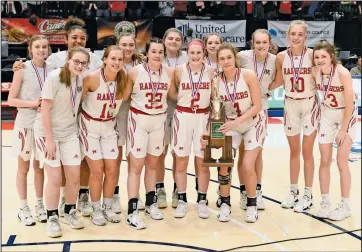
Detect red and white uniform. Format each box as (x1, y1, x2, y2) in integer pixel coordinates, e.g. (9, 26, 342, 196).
(12, 60, 47, 161)
(79, 69, 123, 160)
(219, 68, 265, 151)
(316, 64, 358, 143)
(127, 64, 170, 158)
(34, 68, 82, 168)
(282, 48, 319, 136)
(116, 62, 137, 146)
(163, 51, 188, 145)
(172, 63, 211, 158)
(238, 50, 276, 139)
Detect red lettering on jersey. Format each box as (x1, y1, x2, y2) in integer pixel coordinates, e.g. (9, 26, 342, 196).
(97, 94, 102, 100)
(137, 148, 141, 152)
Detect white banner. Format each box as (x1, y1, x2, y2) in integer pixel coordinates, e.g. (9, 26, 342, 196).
(175, 20, 246, 47)
(267, 21, 335, 47)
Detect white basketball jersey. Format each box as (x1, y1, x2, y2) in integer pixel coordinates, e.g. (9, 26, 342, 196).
(15, 60, 47, 129)
(162, 51, 188, 68)
(238, 50, 276, 109)
(82, 69, 123, 119)
(219, 68, 253, 119)
(177, 63, 211, 109)
(282, 48, 316, 98)
(123, 61, 136, 73)
(205, 57, 218, 69)
(316, 64, 352, 109)
(131, 64, 170, 114)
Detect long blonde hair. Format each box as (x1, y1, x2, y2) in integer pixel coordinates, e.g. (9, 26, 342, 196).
(102, 45, 126, 99)
(59, 47, 90, 87)
(28, 35, 52, 58)
(117, 34, 144, 64)
(217, 43, 240, 68)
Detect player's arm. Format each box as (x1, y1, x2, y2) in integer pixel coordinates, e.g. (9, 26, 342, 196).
(122, 66, 137, 101)
(268, 52, 284, 91)
(337, 66, 355, 140)
(168, 65, 180, 101)
(8, 69, 40, 108)
(81, 72, 92, 101)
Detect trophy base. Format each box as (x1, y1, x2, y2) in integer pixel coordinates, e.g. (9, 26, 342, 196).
(203, 159, 234, 167)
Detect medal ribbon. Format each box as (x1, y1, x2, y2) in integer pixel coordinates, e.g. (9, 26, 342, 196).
(101, 68, 116, 106)
(288, 47, 306, 88)
(253, 52, 268, 84)
(320, 65, 335, 101)
(144, 63, 162, 100)
(123, 60, 135, 72)
(221, 68, 240, 104)
(70, 76, 78, 114)
(31, 61, 47, 90)
(165, 55, 179, 68)
(186, 63, 205, 101)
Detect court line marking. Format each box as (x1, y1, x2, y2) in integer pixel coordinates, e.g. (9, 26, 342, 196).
(163, 168, 362, 241)
(2, 234, 217, 252)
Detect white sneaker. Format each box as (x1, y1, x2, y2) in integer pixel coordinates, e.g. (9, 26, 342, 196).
(103, 205, 121, 223)
(172, 190, 178, 208)
(138, 197, 145, 210)
(281, 190, 299, 209)
(35, 202, 47, 223)
(59, 197, 65, 217)
(294, 195, 313, 213)
(145, 203, 164, 220)
(46, 215, 62, 238)
(174, 200, 188, 218)
(156, 188, 167, 208)
(90, 206, 106, 226)
(245, 206, 258, 223)
(18, 206, 36, 226)
(196, 200, 210, 219)
(61, 209, 84, 229)
(257, 190, 265, 210)
(112, 195, 121, 214)
(328, 203, 352, 221)
(77, 193, 92, 217)
(126, 211, 146, 230)
(240, 191, 247, 210)
(218, 203, 231, 222)
(316, 200, 332, 218)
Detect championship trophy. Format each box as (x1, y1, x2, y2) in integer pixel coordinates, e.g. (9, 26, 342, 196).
(203, 72, 233, 167)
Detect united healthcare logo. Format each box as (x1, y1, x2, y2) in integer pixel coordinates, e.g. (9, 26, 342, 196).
(177, 23, 190, 37)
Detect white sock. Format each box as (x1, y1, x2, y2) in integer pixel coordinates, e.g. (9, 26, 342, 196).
(103, 198, 112, 208)
(92, 200, 101, 208)
(20, 199, 28, 208)
(60, 187, 65, 198)
(304, 187, 312, 197)
(36, 197, 43, 204)
(321, 194, 329, 202)
(341, 197, 349, 205)
(290, 184, 298, 193)
(80, 186, 89, 189)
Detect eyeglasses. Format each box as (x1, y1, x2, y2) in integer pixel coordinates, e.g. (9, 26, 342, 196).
(71, 59, 88, 68)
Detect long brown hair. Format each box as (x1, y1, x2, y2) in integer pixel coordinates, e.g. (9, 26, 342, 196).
(162, 28, 183, 56)
(102, 45, 126, 99)
(312, 40, 340, 67)
(59, 47, 90, 87)
(64, 16, 87, 40)
(117, 34, 143, 64)
(28, 35, 52, 58)
(203, 33, 223, 57)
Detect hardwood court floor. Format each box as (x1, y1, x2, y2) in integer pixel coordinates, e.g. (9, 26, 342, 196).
(1, 118, 361, 251)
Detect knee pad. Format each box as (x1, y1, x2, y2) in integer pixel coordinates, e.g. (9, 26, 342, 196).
(218, 167, 232, 185)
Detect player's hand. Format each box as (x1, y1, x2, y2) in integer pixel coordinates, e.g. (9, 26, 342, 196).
(45, 139, 56, 160)
(200, 134, 209, 149)
(219, 120, 238, 134)
(12, 60, 25, 72)
(32, 97, 42, 108)
(335, 130, 347, 146)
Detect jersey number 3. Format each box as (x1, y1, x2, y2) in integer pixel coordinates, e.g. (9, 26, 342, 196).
(145, 93, 163, 109)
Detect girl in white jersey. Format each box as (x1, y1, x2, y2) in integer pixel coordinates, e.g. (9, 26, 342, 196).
(201, 43, 263, 223)
(80, 46, 125, 226)
(203, 33, 222, 69)
(8, 35, 50, 226)
(156, 28, 188, 209)
(168, 39, 214, 219)
(124, 38, 174, 230)
(34, 47, 90, 238)
(114, 34, 145, 212)
(13, 16, 102, 218)
(312, 40, 357, 221)
(269, 20, 319, 213)
(235, 29, 276, 211)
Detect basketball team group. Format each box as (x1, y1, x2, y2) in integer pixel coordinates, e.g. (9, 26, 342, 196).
(8, 16, 358, 238)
